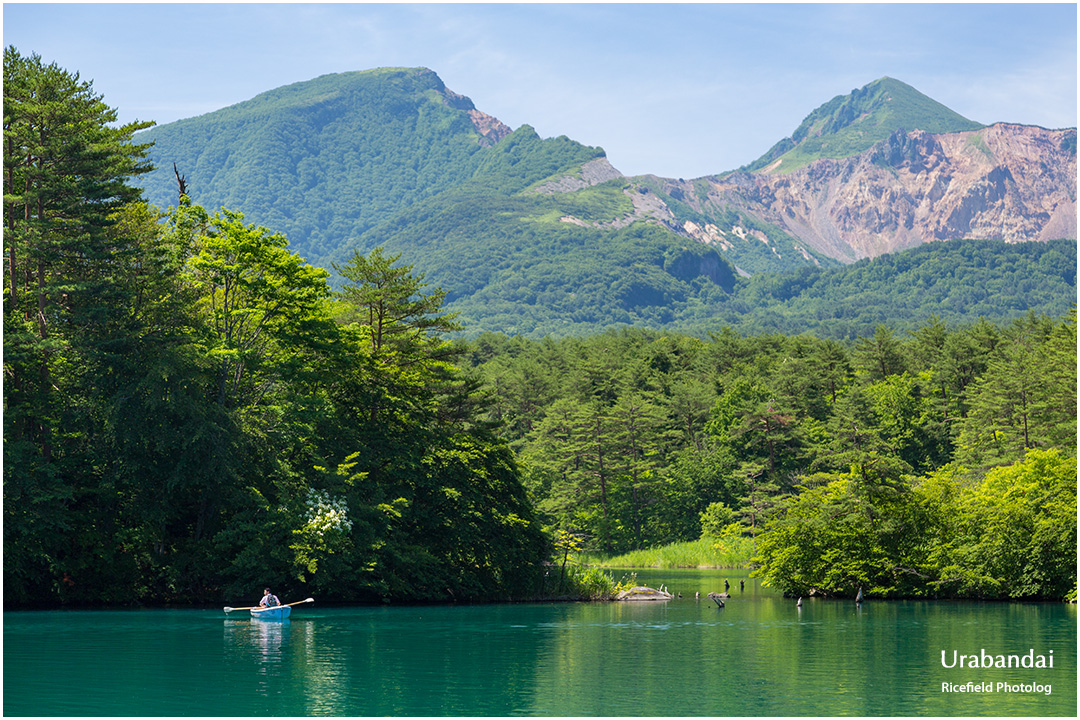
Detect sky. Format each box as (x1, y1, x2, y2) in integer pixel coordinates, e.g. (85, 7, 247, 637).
(4, 2, 1077, 179)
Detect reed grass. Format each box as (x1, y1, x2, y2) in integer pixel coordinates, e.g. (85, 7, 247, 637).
(540, 563, 638, 600)
(584, 536, 756, 569)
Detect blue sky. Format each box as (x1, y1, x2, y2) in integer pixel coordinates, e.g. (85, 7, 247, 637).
(4, 2, 1077, 178)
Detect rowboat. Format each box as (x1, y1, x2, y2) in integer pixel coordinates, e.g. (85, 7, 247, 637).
(250, 605, 291, 620)
(223, 596, 312, 617)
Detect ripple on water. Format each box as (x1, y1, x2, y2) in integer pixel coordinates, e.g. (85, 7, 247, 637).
(3, 598, 1076, 716)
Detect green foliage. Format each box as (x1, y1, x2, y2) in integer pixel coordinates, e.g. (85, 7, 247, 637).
(726, 239, 1076, 340)
(752, 473, 933, 598)
(590, 537, 756, 570)
(559, 565, 636, 600)
(539, 529, 635, 599)
(918, 450, 1077, 600)
(956, 311, 1077, 468)
(3, 46, 155, 605)
(4, 54, 548, 605)
(465, 307, 1075, 602)
(700, 502, 738, 537)
(752, 447, 1076, 601)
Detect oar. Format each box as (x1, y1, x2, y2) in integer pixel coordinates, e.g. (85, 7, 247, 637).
(282, 597, 315, 609)
(224, 597, 314, 614)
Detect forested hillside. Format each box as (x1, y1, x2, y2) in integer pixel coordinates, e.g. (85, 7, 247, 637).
(435, 237, 1074, 339)
(135, 67, 521, 267)
(465, 309, 1077, 599)
(724, 238, 1076, 338)
(349, 126, 741, 337)
(134, 67, 1076, 334)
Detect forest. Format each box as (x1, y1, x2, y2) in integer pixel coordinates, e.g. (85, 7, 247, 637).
(464, 314, 1076, 600)
(3, 49, 548, 606)
(4, 48, 1076, 607)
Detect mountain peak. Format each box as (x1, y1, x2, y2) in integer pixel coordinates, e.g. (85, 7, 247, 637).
(745, 77, 984, 173)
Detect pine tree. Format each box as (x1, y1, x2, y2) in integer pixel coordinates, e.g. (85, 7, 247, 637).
(3, 48, 153, 602)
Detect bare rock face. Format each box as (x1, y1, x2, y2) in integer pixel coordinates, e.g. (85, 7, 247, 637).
(467, 109, 512, 146)
(531, 157, 624, 194)
(437, 82, 512, 146)
(705, 124, 1076, 262)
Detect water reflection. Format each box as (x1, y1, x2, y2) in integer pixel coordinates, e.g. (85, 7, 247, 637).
(3, 589, 1075, 716)
(252, 617, 289, 662)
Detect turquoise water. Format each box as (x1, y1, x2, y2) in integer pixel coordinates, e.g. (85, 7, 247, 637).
(4, 569, 1076, 716)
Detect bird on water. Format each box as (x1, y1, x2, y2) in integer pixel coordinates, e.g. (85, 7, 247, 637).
(855, 587, 864, 604)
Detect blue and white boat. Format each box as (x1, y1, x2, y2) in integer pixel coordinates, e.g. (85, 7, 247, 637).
(223, 596, 311, 618)
(250, 605, 291, 620)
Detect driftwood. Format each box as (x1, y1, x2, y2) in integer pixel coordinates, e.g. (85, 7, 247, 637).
(615, 586, 673, 601)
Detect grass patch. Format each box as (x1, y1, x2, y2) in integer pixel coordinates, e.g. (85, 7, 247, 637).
(966, 133, 995, 162)
(584, 536, 756, 569)
(540, 563, 639, 600)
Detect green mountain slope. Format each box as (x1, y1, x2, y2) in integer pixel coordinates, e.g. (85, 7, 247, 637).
(744, 77, 985, 173)
(340, 126, 739, 337)
(136, 68, 513, 266)
(437, 236, 1071, 339)
(137, 68, 743, 336)
(726, 238, 1076, 339)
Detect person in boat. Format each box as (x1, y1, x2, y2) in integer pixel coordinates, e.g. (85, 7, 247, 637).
(259, 588, 280, 608)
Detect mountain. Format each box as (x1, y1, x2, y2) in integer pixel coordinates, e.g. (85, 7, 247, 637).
(336, 126, 741, 337)
(637, 122, 1077, 266)
(730, 238, 1076, 338)
(743, 77, 985, 173)
(621, 78, 1076, 268)
(136, 68, 741, 337)
(137, 68, 517, 264)
(135, 69, 1076, 337)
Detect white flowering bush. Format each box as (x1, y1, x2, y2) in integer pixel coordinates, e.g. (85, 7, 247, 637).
(291, 489, 353, 579)
(301, 489, 353, 535)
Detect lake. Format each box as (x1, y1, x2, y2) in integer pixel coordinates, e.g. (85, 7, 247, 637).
(3, 569, 1075, 716)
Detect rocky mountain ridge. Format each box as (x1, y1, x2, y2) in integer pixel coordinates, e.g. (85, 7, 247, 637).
(494, 114, 1074, 273)
(657, 122, 1077, 265)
